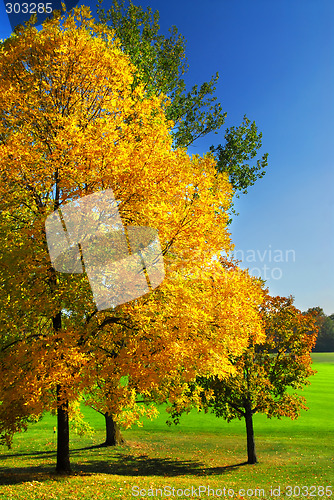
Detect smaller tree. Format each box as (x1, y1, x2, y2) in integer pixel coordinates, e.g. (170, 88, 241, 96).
(178, 293, 319, 465)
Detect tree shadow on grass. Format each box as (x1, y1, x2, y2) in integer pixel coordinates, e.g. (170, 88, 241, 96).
(0, 450, 56, 485)
(0, 447, 249, 486)
(70, 451, 248, 477)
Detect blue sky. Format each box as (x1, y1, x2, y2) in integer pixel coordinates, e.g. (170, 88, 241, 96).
(1, 0, 333, 314)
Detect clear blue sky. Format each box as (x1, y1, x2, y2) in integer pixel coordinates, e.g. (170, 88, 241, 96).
(1, 0, 333, 314)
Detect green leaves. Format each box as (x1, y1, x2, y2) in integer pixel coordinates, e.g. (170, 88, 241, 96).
(210, 115, 268, 195)
(96, 1, 227, 149)
(97, 0, 187, 98)
(95, 0, 268, 223)
(168, 73, 227, 149)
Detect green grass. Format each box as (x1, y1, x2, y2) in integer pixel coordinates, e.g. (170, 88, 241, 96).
(0, 354, 333, 499)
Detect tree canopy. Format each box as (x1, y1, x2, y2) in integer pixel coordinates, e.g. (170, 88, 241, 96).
(0, 6, 264, 471)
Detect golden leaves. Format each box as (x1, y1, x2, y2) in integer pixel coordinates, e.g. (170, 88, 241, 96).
(0, 6, 266, 437)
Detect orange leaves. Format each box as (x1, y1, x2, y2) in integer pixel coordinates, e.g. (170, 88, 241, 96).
(259, 292, 319, 361)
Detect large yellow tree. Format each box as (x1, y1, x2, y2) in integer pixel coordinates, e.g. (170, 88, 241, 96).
(0, 7, 264, 472)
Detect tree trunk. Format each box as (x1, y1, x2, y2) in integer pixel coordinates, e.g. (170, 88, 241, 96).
(104, 412, 125, 446)
(56, 384, 71, 473)
(244, 402, 257, 464)
(52, 311, 71, 473)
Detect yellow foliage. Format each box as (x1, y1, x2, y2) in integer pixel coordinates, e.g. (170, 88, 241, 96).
(0, 7, 264, 441)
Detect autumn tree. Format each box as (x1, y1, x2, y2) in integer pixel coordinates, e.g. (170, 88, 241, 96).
(0, 6, 199, 470)
(0, 6, 264, 471)
(187, 293, 319, 464)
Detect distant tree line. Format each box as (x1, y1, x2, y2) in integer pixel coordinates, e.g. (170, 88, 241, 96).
(305, 308, 334, 352)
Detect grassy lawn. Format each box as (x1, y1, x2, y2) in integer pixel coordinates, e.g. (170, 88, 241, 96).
(0, 354, 333, 499)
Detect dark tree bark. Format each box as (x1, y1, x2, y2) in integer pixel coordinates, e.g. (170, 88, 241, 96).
(56, 384, 71, 473)
(244, 401, 257, 464)
(52, 311, 71, 473)
(104, 412, 125, 446)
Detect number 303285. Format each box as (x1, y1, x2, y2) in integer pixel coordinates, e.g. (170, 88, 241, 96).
(5, 3, 53, 14)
